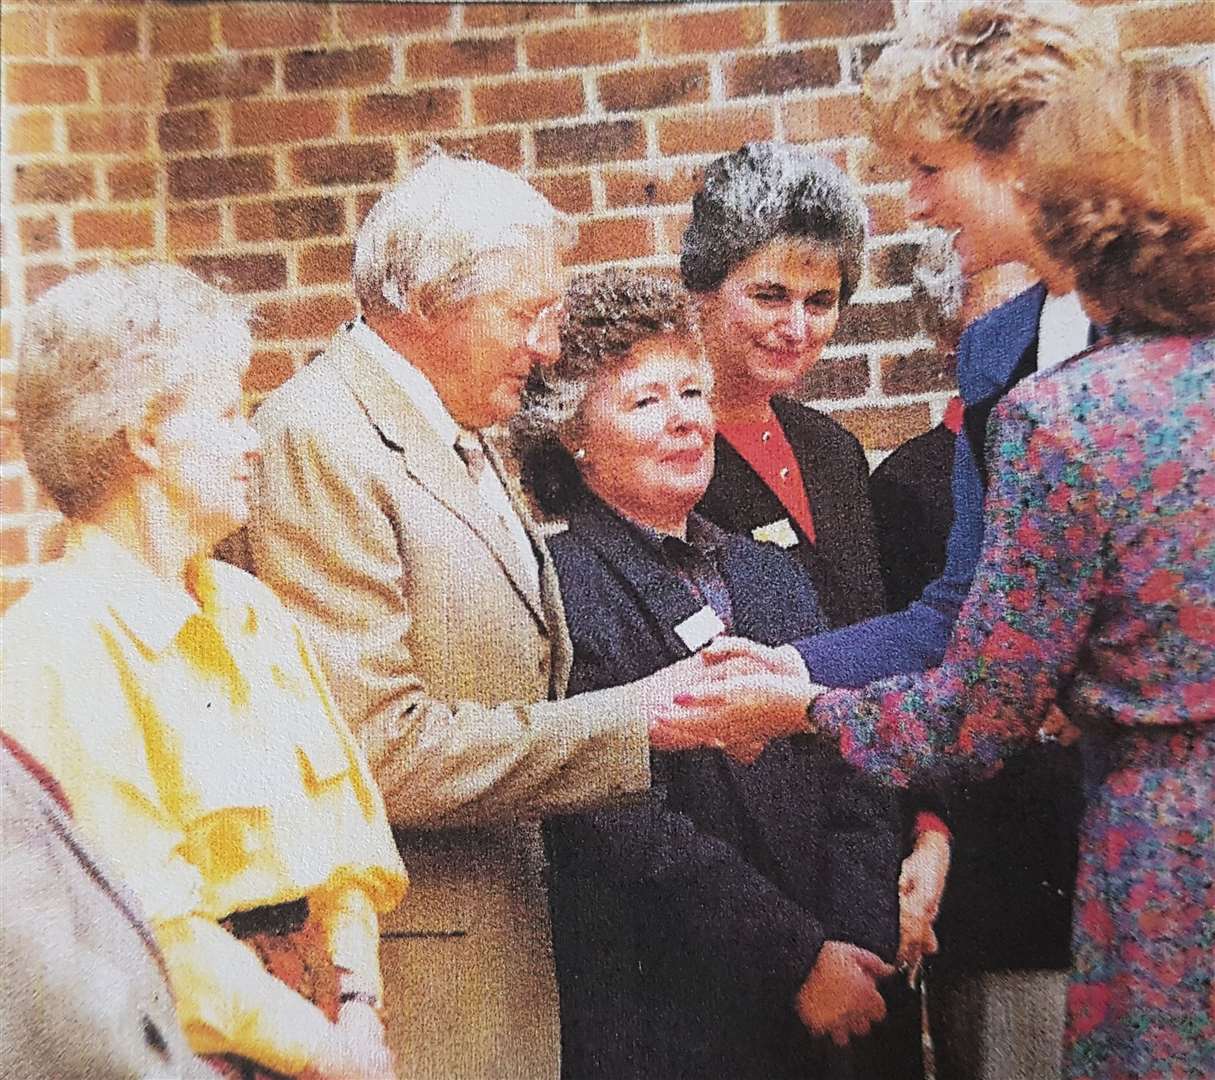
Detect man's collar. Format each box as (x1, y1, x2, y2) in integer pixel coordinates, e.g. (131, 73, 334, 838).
(351, 318, 461, 448)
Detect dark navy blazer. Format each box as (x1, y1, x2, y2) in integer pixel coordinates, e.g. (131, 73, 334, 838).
(796, 284, 1084, 970)
(545, 497, 901, 1080)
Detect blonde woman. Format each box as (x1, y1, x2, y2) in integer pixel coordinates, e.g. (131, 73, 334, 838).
(3, 264, 407, 1079)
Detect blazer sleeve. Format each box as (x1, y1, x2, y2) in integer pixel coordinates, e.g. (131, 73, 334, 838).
(246, 412, 651, 831)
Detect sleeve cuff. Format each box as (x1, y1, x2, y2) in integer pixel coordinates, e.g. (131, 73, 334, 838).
(913, 811, 952, 842)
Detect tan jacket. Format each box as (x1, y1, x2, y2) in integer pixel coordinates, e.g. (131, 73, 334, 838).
(246, 324, 651, 1079)
(0, 740, 209, 1080)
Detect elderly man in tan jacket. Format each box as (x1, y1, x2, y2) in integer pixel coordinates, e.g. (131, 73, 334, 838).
(246, 150, 753, 1078)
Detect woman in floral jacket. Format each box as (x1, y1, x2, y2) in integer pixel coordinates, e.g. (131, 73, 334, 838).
(660, 66, 1215, 1078)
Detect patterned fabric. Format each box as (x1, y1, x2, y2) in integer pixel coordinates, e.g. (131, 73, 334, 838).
(814, 335, 1215, 1078)
(205, 916, 340, 1080)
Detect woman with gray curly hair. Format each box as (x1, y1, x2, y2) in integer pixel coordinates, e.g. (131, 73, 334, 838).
(516, 266, 917, 1079)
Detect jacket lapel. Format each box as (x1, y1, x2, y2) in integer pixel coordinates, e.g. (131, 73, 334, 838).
(334, 328, 549, 631)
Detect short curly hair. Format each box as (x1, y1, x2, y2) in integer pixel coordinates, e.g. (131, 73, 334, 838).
(863, 1, 1108, 155)
(1019, 64, 1215, 337)
(516, 268, 700, 516)
(679, 143, 867, 301)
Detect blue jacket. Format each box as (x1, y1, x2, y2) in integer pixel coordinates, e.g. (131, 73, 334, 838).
(545, 497, 903, 1080)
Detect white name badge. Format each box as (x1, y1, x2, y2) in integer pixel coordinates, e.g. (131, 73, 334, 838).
(674, 605, 726, 653)
(752, 517, 799, 549)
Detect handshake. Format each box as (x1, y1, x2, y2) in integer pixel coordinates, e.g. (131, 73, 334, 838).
(641, 637, 827, 763)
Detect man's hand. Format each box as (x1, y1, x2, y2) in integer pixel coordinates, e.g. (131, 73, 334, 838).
(795, 941, 894, 1047)
(897, 831, 950, 977)
(304, 1003, 396, 1079)
(648, 638, 821, 761)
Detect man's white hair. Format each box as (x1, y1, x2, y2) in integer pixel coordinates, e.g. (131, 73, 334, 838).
(17, 262, 251, 518)
(353, 149, 575, 315)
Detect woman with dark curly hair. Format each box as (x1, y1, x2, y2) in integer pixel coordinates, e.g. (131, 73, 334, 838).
(660, 65, 1215, 1079)
(517, 267, 910, 1079)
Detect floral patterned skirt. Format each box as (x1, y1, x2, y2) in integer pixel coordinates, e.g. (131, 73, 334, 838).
(205, 898, 340, 1080)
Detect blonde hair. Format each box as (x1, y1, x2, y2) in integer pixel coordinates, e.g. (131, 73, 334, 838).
(353, 148, 575, 316)
(1018, 63, 1215, 336)
(17, 263, 252, 518)
(864, 1, 1107, 154)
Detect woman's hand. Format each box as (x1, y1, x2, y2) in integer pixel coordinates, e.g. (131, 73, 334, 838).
(897, 831, 951, 978)
(648, 638, 822, 760)
(795, 941, 894, 1047)
(303, 1003, 395, 1079)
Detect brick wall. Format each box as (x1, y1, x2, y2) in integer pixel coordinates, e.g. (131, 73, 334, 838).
(2, 0, 1211, 606)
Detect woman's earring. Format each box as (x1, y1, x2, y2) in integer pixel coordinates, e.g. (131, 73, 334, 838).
(573, 448, 587, 461)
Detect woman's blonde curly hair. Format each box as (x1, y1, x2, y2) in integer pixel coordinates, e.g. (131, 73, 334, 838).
(863, 1, 1107, 154)
(1019, 64, 1215, 336)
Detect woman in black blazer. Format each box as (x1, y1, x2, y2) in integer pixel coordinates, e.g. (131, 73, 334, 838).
(516, 269, 911, 1080)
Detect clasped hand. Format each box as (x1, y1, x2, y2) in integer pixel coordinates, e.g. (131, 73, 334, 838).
(643, 637, 821, 764)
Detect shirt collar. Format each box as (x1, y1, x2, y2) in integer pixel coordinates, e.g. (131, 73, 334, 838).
(351, 317, 462, 449)
(630, 512, 727, 566)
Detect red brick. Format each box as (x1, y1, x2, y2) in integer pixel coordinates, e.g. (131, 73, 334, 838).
(603, 164, 703, 209)
(5, 63, 88, 105)
(73, 208, 154, 251)
(291, 143, 396, 187)
(409, 37, 517, 79)
(108, 161, 157, 201)
(0, 578, 32, 616)
(533, 172, 594, 215)
(834, 298, 920, 345)
(0, 477, 25, 517)
(24, 263, 69, 303)
(569, 216, 654, 265)
(880, 350, 956, 396)
(165, 56, 274, 107)
(534, 119, 644, 168)
(244, 349, 297, 394)
(599, 61, 710, 113)
(54, 11, 139, 57)
(779, 1, 894, 41)
(338, 4, 452, 39)
(66, 111, 149, 155)
(39, 520, 69, 564)
(1119, 2, 1215, 48)
(657, 104, 775, 156)
(168, 155, 275, 201)
(802, 355, 871, 400)
(253, 294, 357, 341)
(151, 7, 213, 56)
(657, 210, 691, 256)
(231, 99, 339, 148)
(465, 3, 575, 28)
(5, 112, 55, 155)
(423, 131, 523, 171)
(285, 46, 392, 92)
(868, 242, 921, 290)
(866, 192, 907, 235)
(234, 197, 345, 243)
(221, 5, 327, 50)
(726, 48, 840, 98)
(98, 59, 161, 105)
(834, 403, 931, 451)
(1, 10, 48, 56)
(168, 206, 222, 253)
(185, 253, 288, 294)
(18, 215, 60, 255)
(0, 422, 23, 464)
(0, 527, 29, 569)
(647, 8, 766, 57)
(474, 76, 584, 125)
(526, 24, 639, 69)
(0, 327, 10, 364)
(783, 92, 864, 142)
(857, 140, 910, 184)
(299, 242, 354, 285)
(158, 108, 219, 154)
(352, 89, 462, 136)
(13, 163, 94, 205)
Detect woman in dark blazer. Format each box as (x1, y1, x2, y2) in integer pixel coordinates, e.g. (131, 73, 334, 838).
(517, 268, 907, 1080)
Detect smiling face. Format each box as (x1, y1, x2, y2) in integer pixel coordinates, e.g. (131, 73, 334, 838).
(906, 139, 1035, 277)
(427, 238, 566, 430)
(573, 335, 716, 535)
(697, 238, 843, 406)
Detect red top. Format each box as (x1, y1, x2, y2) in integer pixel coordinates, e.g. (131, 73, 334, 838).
(718, 418, 816, 544)
(942, 396, 964, 435)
